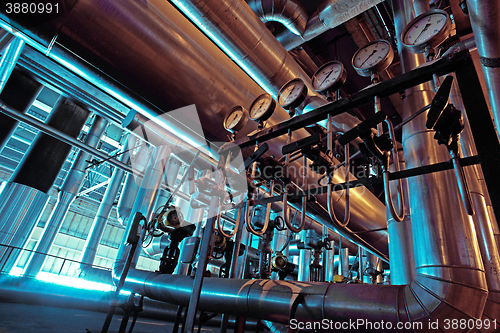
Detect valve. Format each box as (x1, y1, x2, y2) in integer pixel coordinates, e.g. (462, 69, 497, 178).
(157, 206, 184, 233)
(426, 75, 473, 215)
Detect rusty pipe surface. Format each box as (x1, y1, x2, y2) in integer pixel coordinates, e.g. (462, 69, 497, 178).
(246, 0, 308, 36)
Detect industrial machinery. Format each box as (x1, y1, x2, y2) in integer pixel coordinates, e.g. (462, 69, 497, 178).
(0, 0, 499, 333)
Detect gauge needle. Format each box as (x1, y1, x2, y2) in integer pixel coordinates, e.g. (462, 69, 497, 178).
(284, 86, 294, 101)
(360, 50, 377, 67)
(320, 70, 334, 85)
(413, 23, 431, 44)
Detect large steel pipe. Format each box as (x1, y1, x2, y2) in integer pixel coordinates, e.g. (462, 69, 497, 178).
(246, 0, 308, 36)
(274, 0, 385, 50)
(0, 0, 388, 256)
(0, 97, 89, 272)
(23, 115, 107, 277)
(466, 0, 500, 140)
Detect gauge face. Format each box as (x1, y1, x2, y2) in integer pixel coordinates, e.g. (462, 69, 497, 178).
(249, 93, 276, 122)
(312, 61, 347, 93)
(352, 40, 394, 77)
(277, 78, 308, 110)
(223, 105, 248, 133)
(402, 9, 451, 54)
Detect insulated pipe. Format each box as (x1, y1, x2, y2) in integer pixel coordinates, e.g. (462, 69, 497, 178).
(387, 149, 415, 285)
(0, 69, 43, 151)
(0, 98, 89, 273)
(0, 29, 14, 53)
(246, 0, 308, 35)
(274, 0, 385, 50)
(448, 73, 500, 324)
(297, 230, 311, 281)
(466, 0, 500, 140)
(0, 0, 389, 257)
(167, 0, 361, 133)
(114, 145, 172, 274)
(338, 247, 350, 277)
(23, 115, 108, 277)
(323, 240, 335, 282)
(0, 37, 24, 93)
(79, 139, 130, 268)
(117, 141, 153, 225)
(412, 0, 429, 16)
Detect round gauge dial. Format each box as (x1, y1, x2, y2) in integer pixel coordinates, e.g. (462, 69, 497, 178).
(249, 93, 276, 122)
(352, 40, 394, 77)
(277, 78, 308, 110)
(312, 61, 347, 93)
(223, 105, 249, 133)
(402, 9, 451, 54)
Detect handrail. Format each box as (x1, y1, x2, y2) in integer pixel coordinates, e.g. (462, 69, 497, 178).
(382, 119, 405, 222)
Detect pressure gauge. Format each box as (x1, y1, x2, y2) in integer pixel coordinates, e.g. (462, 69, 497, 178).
(311, 61, 347, 93)
(277, 78, 308, 110)
(402, 9, 451, 54)
(223, 105, 248, 133)
(249, 93, 276, 122)
(352, 40, 394, 77)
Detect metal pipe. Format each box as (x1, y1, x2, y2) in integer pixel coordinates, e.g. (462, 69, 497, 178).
(412, 0, 429, 16)
(114, 145, 172, 275)
(0, 101, 134, 174)
(297, 230, 310, 281)
(0, 98, 90, 273)
(0, 29, 14, 54)
(246, 0, 308, 35)
(466, 0, 500, 140)
(274, 0, 385, 50)
(338, 247, 350, 277)
(0, 0, 389, 259)
(23, 115, 108, 277)
(79, 138, 130, 268)
(167, 0, 362, 133)
(116, 141, 153, 225)
(0, 37, 24, 93)
(0, 69, 43, 152)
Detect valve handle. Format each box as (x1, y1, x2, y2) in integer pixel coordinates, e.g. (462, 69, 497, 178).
(426, 75, 454, 130)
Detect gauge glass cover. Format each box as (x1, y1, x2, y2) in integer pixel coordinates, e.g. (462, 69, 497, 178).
(249, 93, 276, 122)
(277, 78, 307, 109)
(312, 61, 346, 93)
(223, 105, 248, 132)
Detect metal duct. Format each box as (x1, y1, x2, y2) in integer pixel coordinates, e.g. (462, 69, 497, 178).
(79, 140, 130, 268)
(167, 0, 361, 132)
(0, 0, 389, 257)
(23, 115, 108, 277)
(338, 247, 350, 277)
(273, 0, 385, 51)
(246, 0, 308, 35)
(466, 0, 500, 140)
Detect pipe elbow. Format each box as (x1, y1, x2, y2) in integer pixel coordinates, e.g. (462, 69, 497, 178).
(247, 0, 308, 36)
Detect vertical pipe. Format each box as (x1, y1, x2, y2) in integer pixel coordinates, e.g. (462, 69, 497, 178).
(114, 145, 172, 277)
(338, 248, 349, 278)
(117, 140, 152, 225)
(323, 240, 334, 282)
(79, 138, 130, 268)
(0, 69, 43, 151)
(23, 115, 107, 276)
(466, 0, 500, 141)
(393, 0, 486, 307)
(298, 230, 310, 281)
(387, 151, 415, 285)
(0, 97, 90, 272)
(412, 0, 429, 17)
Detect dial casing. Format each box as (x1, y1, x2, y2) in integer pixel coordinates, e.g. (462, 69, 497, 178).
(352, 40, 394, 77)
(223, 105, 249, 133)
(249, 93, 276, 122)
(277, 78, 308, 110)
(402, 9, 451, 54)
(311, 61, 347, 94)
